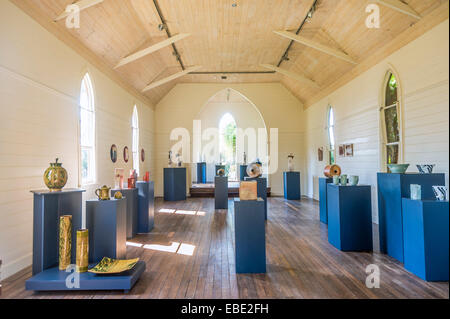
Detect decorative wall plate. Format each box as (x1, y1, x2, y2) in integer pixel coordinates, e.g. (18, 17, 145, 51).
(141, 148, 145, 162)
(88, 257, 139, 274)
(123, 146, 129, 163)
(110, 144, 118, 163)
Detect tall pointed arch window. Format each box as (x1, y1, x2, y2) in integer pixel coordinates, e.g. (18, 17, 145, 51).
(327, 106, 336, 164)
(132, 105, 140, 176)
(381, 72, 402, 167)
(80, 73, 96, 184)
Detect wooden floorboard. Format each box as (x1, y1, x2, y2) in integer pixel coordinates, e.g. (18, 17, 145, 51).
(1, 197, 448, 299)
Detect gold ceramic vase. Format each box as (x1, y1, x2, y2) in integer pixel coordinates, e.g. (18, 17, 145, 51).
(76, 229, 89, 273)
(59, 215, 72, 271)
(44, 158, 68, 192)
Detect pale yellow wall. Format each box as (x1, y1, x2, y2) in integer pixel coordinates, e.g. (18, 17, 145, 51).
(155, 83, 306, 197)
(0, 1, 155, 279)
(304, 19, 449, 222)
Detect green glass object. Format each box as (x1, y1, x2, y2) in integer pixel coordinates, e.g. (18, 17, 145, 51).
(340, 175, 348, 186)
(349, 175, 359, 186)
(410, 184, 421, 200)
(387, 164, 409, 174)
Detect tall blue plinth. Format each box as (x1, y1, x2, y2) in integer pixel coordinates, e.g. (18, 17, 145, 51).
(164, 167, 186, 201)
(136, 181, 154, 233)
(319, 177, 333, 224)
(86, 198, 127, 263)
(196, 162, 207, 183)
(215, 176, 228, 209)
(111, 188, 138, 239)
(327, 184, 373, 251)
(283, 171, 301, 200)
(239, 165, 249, 181)
(377, 173, 445, 263)
(402, 199, 449, 281)
(234, 199, 266, 273)
(30, 189, 85, 275)
(245, 177, 267, 220)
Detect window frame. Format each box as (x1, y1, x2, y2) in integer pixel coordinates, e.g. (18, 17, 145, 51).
(132, 105, 140, 176)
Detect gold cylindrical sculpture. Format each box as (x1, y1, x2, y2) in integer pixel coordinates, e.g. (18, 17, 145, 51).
(59, 215, 72, 271)
(76, 229, 89, 273)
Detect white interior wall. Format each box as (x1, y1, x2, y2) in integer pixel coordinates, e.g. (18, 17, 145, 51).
(0, 1, 155, 280)
(304, 19, 449, 223)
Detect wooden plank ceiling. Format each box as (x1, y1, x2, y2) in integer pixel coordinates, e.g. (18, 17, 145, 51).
(12, 0, 447, 107)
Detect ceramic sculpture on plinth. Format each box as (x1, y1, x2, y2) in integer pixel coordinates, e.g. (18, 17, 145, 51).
(43, 158, 68, 192)
(168, 150, 173, 168)
(416, 164, 435, 174)
(323, 164, 341, 178)
(176, 152, 182, 167)
(59, 215, 72, 271)
(76, 229, 89, 273)
(217, 168, 226, 177)
(114, 168, 124, 189)
(287, 153, 295, 172)
(95, 185, 111, 200)
(349, 175, 359, 186)
(247, 159, 263, 178)
(387, 163, 409, 173)
(239, 181, 257, 200)
(243, 152, 247, 165)
(432, 186, 447, 201)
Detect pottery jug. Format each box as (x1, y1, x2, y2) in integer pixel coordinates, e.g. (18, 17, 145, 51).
(95, 185, 111, 200)
(44, 158, 68, 192)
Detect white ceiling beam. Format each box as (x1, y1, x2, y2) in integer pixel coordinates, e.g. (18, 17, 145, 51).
(142, 66, 202, 92)
(375, 0, 421, 20)
(115, 33, 190, 69)
(274, 31, 358, 65)
(260, 64, 319, 89)
(54, 0, 104, 21)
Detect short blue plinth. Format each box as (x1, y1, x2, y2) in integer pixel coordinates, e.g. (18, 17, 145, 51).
(26, 261, 146, 292)
(111, 188, 138, 239)
(377, 172, 445, 263)
(164, 167, 186, 201)
(283, 171, 301, 200)
(196, 162, 207, 183)
(402, 199, 449, 281)
(136, 181, 155, 233)
(239, 165, 249, 181)
(30, 188, 85, 275)
(245, 177, 267, 220)
(234, 199, 266, 273)
(86, 199, 127, 263)
(214, 176, 228, 209)
(327, 184, 373, 251)
(319, 178, 333, 224)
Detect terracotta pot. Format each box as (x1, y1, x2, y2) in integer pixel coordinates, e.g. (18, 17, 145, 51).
(324, 164, 341, 177)
(44, 158, 68, 192)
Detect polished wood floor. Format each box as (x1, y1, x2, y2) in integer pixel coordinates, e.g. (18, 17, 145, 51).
(1, 197, 448, 299)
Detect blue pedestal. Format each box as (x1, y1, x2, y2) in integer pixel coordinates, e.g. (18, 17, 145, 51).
(402, 199, 449, 281)
(26, 261, 146, 292)
(319, 178, 333, 224)
(30, 189, 85, 275)
(196, 162, 207, 183)
(377, 173, 445, 263)
(215, 176, 228, 209)
(86, 199, 127, 263)
(245, 177, 267, 220)
(111, 188, 138, 239)
(239, 165, 249, 181)
(164, 167, 186, 201)
(283, 172, 301, 200)
(327, 184, 373, 251)
(136, 181, 155, 233)
(234, 199, 266, 273)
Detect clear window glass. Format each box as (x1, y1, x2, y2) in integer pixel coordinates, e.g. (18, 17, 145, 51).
(327, 106, 335, 164)
(132, 105, 139, 176)
(383, 73, 400, 166)
(79, 73, 95, 184)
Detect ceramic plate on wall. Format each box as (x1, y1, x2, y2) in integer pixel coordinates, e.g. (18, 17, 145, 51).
(110, 144, 117, 163)
(123, 146, 129, 163)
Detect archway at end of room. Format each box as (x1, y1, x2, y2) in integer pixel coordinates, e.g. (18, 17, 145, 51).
(193, 88, 268, 185)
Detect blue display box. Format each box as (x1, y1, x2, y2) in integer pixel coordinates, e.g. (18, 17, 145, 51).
(30, 188, 85, 275)
(377, 173, 445, 263)
(327, 184, 373, 251)
(319, 177, 333, 224)
(111, 188, 138, 239)
(402, 199, 449, 281)
(283, 171, 301, 200)
(164, 167, 187, 201)
(234, 199, 266, 273)
(136, 181, 155, 233)
(26, 261, 146, 292)
(86, 198, 127, 263)
(214, 176, 228, 209)
(196, 162, 207, 183)
(239, 165, 249, 181)
(245, 177, 267, 220)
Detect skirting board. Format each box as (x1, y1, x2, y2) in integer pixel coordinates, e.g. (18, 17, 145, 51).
(1, 253, 32, 281)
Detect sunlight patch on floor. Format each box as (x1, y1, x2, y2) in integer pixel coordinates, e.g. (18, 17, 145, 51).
(126, 241, 143, 248)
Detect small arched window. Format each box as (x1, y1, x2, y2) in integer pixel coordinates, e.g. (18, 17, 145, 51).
(381, 72, 401, 167)
(79, 73, 95, 184)
(132, 105, 139, 176)
(327, 106, 336, 164)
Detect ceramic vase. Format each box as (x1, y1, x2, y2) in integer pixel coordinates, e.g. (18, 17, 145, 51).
(416, 164, 435, 174)
(432, 186, 448, 201)
(287, 154, 294, 172)
(59, 215, 72, 271)
(340, 175, 348, 186)
(349, 175, 359, 186)
(333, 175, 340, 185)
(44, 158, 68, 192)
(76, 229, 89, 273)
(410, 184, 421, 200)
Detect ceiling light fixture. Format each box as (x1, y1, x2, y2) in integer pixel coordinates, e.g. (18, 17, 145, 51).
(232, 3, 237, 7)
